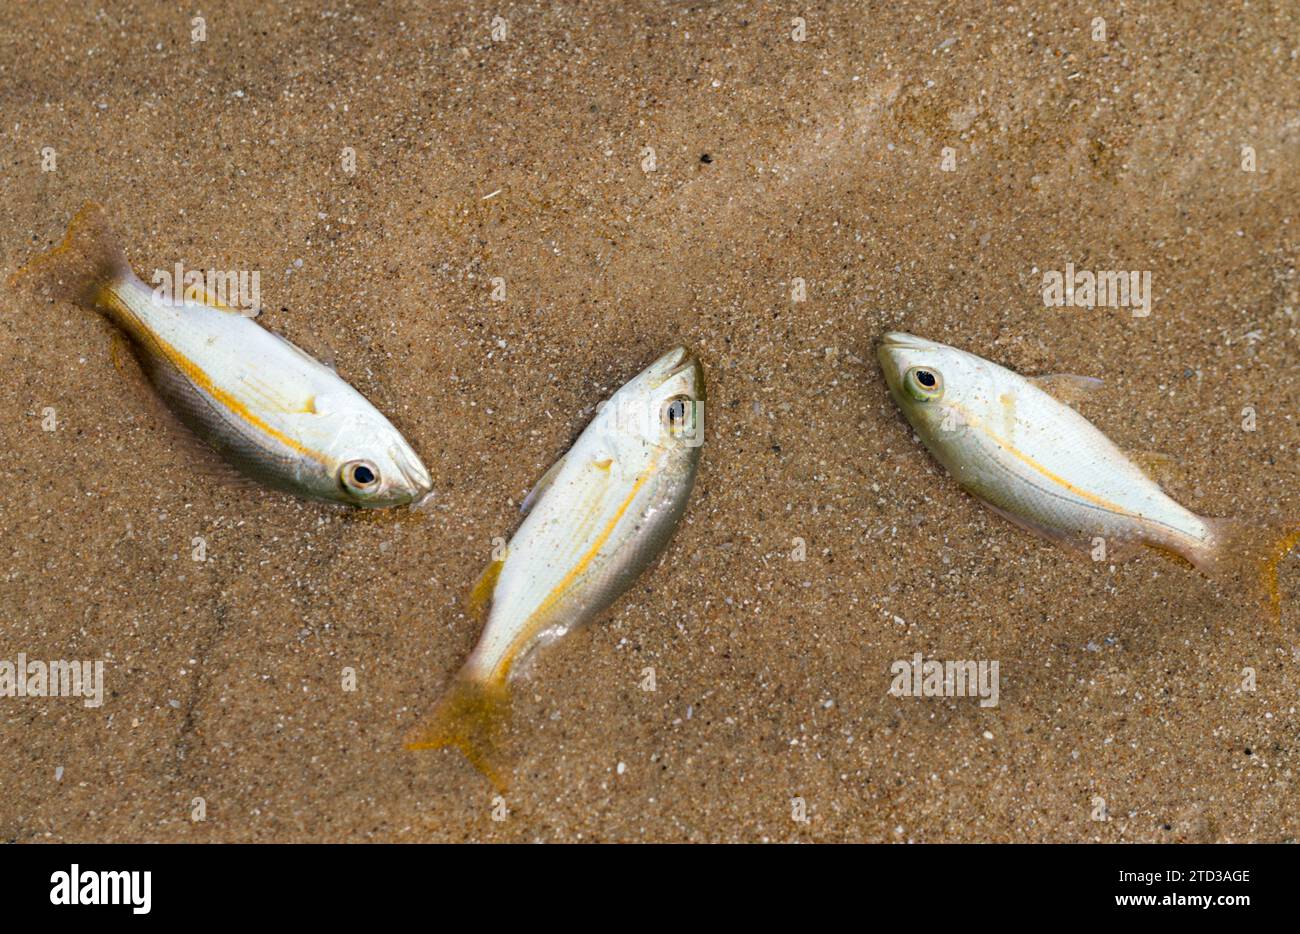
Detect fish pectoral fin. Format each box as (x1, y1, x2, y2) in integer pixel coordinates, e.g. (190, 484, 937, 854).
(405, 674, 512, 792)
(520, 453, 568, 514)
(1028, 373, 1104, 407)
(181, 445, 278, 495)
(465, 558, 504, 618)
(236, 371, 319, 417)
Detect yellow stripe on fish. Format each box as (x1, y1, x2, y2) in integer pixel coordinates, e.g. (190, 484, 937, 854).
(11, 202, 432, 507)
(491, 466, 656, 681)
(951, 400, 1155, 525)
(878, 331, 1297, 624)
(406, 348, 705, 789)
(98, 287, 331, 466)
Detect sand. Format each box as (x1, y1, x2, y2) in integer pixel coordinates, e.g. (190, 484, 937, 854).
(0, 0, 1296, 842)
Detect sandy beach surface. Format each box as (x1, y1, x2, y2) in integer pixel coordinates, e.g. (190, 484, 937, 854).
(1, 0, 1297, 842)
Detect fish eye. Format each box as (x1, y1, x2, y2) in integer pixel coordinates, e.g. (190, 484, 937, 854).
(341, 460, 380, 493)
(662, 394, 693, 432)
(904, 366, 944, 402)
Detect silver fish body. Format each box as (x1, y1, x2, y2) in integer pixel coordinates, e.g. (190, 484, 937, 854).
(408, 346, 705, 786)
(465, 349, 704, 682)
(14, 204, 431, 507)
(878, 332, 1206, 553)
(876, 332, 1297, 614)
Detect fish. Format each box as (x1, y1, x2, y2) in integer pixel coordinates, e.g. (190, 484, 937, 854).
(876, 332, 1298, 617)
(9, 203, 432, 507)
(406, 346, 705, 788)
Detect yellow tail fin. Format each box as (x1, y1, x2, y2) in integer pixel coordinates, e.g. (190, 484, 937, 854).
(1193, 519, 1300, 627)
(9, 203, 131, 308)
(405, 673, 513, 791)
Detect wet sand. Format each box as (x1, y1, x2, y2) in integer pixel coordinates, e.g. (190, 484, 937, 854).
(0, 0, 1297, 842)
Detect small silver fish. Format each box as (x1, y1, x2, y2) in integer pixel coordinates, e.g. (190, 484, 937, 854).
(407, 347, 705, 788)
(877, 332, 1298, 615)
(12, 204, 431, 506)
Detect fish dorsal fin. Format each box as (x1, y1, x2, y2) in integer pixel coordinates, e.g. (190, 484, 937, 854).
(520, 453, 568, 514)
(1028, 373, 1104, 406)
(465, 559, 504, 618)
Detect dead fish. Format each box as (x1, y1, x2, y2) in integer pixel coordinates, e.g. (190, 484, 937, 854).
(10, 203, 431, 506)
(877, 332, 1298, 618)
(406, 347, 705, 788)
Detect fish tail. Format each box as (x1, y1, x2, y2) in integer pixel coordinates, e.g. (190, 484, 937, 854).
(405, 670, 513, 791)
(1187, 519, 1300, 627)
(8, 203, 131, 310)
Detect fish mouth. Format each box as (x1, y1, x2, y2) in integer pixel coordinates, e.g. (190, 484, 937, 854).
(651, 346, 704, 396)
(392, 444, 434, 500)
(410, 488, 437, 512)
(875, 333, 926, 390)
(654, 345, 690, 375)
